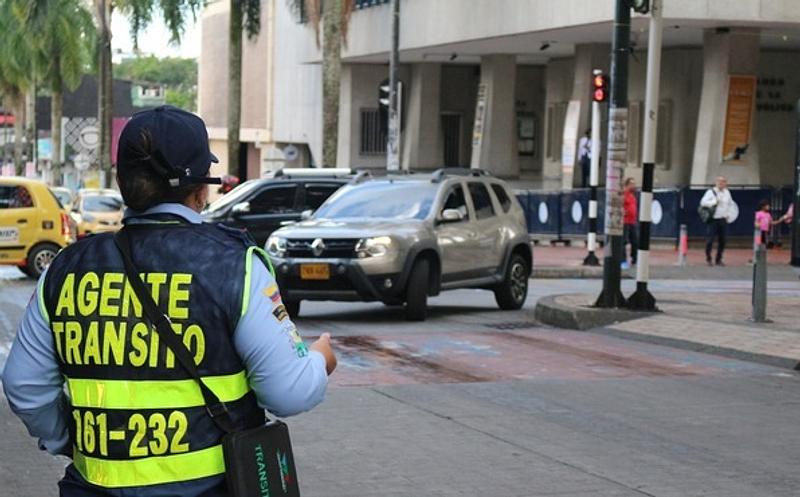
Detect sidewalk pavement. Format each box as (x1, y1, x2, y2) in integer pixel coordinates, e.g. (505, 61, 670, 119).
(535, 291, 800, 370)
(532, 244, 800, 281)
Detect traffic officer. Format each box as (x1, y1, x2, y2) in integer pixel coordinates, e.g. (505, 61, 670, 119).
(2, 105, 337, 496)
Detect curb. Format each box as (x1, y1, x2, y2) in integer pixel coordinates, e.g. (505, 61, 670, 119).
(533, 294, 649, 330)
(534, 294, 800, 371)
(532, 267, 634, 279)
(593, 327, 800, 371)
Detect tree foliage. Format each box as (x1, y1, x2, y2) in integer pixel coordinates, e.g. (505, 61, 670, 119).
(114, 56, 197, 111)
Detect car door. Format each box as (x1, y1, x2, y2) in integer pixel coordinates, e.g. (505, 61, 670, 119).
(435, 182, 483, 282)
(235, 183, 300, 245)
(299, 182, 343, 213)
(466, 181, 502, 276)
(0, 184, 38, 263)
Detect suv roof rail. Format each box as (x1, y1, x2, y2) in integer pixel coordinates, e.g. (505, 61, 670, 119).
(350, 170, 372, 184)
(274, 167, 355, 178)
(431, 167, 492, 183)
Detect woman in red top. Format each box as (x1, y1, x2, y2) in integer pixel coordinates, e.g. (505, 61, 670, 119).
(622, 177, 638, 269)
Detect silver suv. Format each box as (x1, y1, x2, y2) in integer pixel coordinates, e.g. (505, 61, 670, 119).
(265, 169, 532, 321)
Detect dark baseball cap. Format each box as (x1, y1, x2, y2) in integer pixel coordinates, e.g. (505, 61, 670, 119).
(117, 105, 221, 187)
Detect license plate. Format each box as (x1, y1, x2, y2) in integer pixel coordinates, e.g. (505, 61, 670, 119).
(300, 264, 330, 280)
(0, 227, 19, 243)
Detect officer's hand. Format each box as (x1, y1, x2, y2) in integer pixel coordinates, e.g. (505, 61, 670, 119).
(310, 333, 337, 375)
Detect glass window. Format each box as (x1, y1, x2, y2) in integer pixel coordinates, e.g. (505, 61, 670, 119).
(441, 185, 469, 220)
(83, 195, 123, 212)
(0, 186, 34, 209)
(203, 180, 261, 215)
(250, 185, 298, 214)
(491, 184, 512, 213)
(314, 182, 437, 221)
(468, 182, 495, 220)
(302, 183, 341, 211)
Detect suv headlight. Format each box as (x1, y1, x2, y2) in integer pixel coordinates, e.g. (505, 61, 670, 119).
(355, 236, 393, 258)
(266, 236, 287, 257)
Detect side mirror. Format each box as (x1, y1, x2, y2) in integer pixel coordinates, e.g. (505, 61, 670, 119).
(231, 201, 251, 216)
(440, 209, 465, 223)
(300, 209, 313, 220)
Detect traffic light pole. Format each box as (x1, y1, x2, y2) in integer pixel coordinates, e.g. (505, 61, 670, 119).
(596, 0, 631, 308)
(627, 0, 661, 311)
(386, 0, 401, 171)
(583, 97, 602, 266)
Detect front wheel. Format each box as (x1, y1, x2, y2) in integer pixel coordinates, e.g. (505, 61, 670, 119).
(26, 243, 60, 279)
(494, 253, 529, 310)
(404, 258, 430, 321)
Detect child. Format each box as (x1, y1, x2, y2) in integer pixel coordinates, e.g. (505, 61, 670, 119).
(754, 199, 774, 247)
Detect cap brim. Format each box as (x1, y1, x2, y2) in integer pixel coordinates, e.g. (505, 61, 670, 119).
(210, 153, 219, 164)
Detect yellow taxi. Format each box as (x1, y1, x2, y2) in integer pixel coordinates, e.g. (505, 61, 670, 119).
(0, 177, 76, 278)
(71, 188, 125, 237)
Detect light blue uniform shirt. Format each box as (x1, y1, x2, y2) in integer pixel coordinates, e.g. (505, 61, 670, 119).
(1, 203, 328, 456)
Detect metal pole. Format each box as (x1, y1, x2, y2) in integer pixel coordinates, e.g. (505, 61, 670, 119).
(628, 0, 661, 311)
(676, 223, 688, 266)
(583, 97, 601, 266)
(386, 0, 401, 171)
(751, 244, 768, 322)
(792, 99, 800, 267)
(596, 0, 631, 308)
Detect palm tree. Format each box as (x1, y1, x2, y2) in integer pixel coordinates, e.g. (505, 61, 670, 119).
(0, 0, 34, 174)
(122, 0, 257, 177)
(15, 0, 95, 184)
(291, 0, 355, 167)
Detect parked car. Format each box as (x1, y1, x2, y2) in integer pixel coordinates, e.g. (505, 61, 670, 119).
(0, 177, 76, 278)
(265, 169, 533, 321)
(50, 186, 74, 211)
(72, 188, 125, 237)
(202, 168, 355, 246)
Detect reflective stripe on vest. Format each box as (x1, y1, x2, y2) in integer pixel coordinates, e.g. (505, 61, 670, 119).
(67, 371, 249, 409)
(73, 444, 225, 488)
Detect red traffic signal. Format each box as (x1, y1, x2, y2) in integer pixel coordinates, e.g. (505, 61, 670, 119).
(592, 73, 608, 103)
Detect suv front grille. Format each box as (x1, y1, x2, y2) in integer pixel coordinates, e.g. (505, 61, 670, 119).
(286, 238, 359, 258)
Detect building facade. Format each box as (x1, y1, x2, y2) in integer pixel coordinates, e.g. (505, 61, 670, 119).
(198, 0, 800, 189)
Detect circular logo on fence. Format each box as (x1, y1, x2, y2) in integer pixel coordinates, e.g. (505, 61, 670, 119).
(651, 199, 663, 225)
(571, 200, 583, 224)
(78, 125, 100, 151)
(729, 202, 739, 223)
(538, 202, 548, 224)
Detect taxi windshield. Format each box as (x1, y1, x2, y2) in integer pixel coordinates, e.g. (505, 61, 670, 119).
(83, 195, 123, 213)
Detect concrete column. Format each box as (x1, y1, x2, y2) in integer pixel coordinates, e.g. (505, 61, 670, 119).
(691, 28, 761, 185)
(472, 55, 517, 178)
(402, 63, 443, 170)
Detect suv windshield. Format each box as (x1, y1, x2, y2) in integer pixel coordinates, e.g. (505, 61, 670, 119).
(204, 180, 261, 214)
(314, 181, 436, 220)
(83, 195, 123, 212)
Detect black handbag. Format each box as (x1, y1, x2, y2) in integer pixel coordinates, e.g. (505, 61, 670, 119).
(698, 190, 717, 224)
(114, 228, 301, 497)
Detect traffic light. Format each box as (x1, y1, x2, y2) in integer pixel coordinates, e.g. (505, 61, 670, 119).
(592, 71, 608, 103)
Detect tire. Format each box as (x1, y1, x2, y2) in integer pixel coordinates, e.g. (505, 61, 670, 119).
(284, 300, 301, 319)
(404, 258, 430, 321)
(26, 243, 60, 279)
(494, 253, 529, 310)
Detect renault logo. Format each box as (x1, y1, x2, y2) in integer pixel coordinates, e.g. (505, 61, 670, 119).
(310, 238, 326, 257)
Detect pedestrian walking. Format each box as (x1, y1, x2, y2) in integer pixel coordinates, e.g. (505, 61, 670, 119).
(2, 105, 337, 496)
(578, 129, 592, 188)
(754, 199, 775, 247)
(699, 176, 737, 266)
(622, 177, 638, 269)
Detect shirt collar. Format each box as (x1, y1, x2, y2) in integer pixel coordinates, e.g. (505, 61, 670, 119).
(123, 203, 203, 224)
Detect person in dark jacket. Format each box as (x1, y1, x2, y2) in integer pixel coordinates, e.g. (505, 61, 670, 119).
(2, 105, 337, 497)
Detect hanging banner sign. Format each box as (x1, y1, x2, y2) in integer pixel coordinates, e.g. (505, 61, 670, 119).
(722, 75, 756, 162)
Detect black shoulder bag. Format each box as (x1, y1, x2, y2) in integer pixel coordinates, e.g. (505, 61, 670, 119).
(114, 229, 301, 497)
